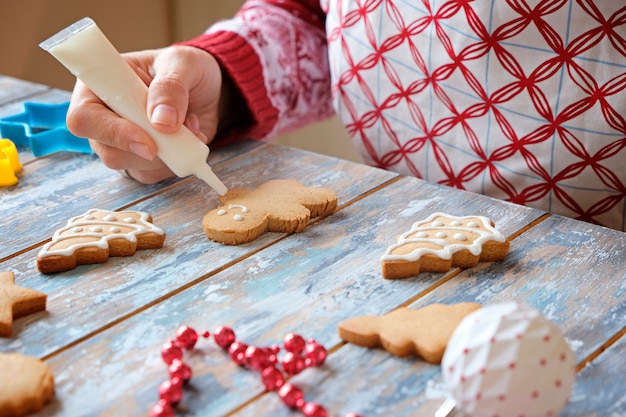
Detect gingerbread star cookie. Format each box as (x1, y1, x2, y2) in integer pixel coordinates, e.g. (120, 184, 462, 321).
(0, 353, 55, 417)
(36, 209, 166, 274)
(0, 272, 47, 337)
(202, 179, 338, 245)
(338, 303, 481, 364)
(381, 213, 510, 279)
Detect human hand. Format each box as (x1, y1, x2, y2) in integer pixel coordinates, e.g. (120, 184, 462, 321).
(66, 45, 223, 183)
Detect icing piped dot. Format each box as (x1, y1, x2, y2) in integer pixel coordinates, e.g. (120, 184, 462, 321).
(85, 215, 95, 220)
(436, 232, 447, 238)
(72, 227, 83, 233)
(91, 227, 102, 233)
(451, 220, 462, 226)
(233, 214, 244, 221)
(454, 233, 467, 241)
(217, 209, 227, 216)
(111, 227, 121, 233)
(432, 220, 445, 227)
(416, 231, 428, 238)
(123, 217, 136, 223)
(468, 221, 479, 227)
(103, 215, 117, 221)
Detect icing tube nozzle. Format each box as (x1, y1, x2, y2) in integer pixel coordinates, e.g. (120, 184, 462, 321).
(39, 17, 228, 195)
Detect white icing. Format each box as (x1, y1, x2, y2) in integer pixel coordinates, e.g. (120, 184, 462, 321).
(103, 214, 117, 221)
(450, 220, 462, 226)
(381, 213, 507, 262)
(37, 208, 165, 258)
(217, 209, 227, 216)
(233, 214, 244, 221)
(123, 217, 136, 223)
(229, 204, 249, 213)
(436, 232, 447, 238)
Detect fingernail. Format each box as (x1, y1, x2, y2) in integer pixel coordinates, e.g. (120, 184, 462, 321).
(151, 104, 178, 127)
(129, 142, 154, 160)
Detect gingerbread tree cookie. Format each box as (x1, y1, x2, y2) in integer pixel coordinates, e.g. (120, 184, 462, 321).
(0, 353, 55, 416)
(202, 179, 338, 245)
(381, 213, 510, 279)
(0, 271, 47, 337)
(338, 303, 481, 364)
(36, 209, 166, 274)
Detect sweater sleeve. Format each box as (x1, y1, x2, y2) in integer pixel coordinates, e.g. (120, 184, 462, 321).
(179, 0, 333, 141)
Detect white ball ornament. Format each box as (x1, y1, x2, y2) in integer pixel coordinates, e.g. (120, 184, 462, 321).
(442, 303, 576, 417)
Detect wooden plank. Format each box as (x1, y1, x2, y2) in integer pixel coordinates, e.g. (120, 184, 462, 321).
(24, 176, 543, 416)
(564, 333, 626, 416)
(239, 216, 626, 417)
(0, 75, 50, 106)
(0, 143, 398, 358)
(0, 139, 264, 259)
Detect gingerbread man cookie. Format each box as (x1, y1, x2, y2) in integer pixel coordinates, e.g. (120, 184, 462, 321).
(381, 213, 510, 279)
(202, 179, 338, 245)
(0, 353, 55, 417)
(36, 209, 166, 274)
(338, 303, 481, 364)
(0, 272, 47, 337)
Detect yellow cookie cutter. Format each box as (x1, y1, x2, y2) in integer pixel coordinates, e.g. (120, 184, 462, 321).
(0, 138, 23, 186)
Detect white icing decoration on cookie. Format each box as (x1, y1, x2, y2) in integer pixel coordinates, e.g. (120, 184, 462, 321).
(450, 220, 462, 226)
(381, 213, 506, 262)
(453, 233, 467, 241)
(216, 204, 250, 221)
(436, 232, 447, 238)
(124, 217, 136, 223)
(37, 209, 165, 258)
(229, 204, 249, 213)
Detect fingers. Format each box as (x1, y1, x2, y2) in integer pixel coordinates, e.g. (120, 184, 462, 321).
(146, 47, 195, 133)
(67, 81, 158, 161)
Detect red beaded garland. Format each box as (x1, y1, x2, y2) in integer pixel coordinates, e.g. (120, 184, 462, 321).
(282, 351, 306, 375)
(160, 339, 183, 365)
(261, 365, 285, 391)
(158, 377, 183, 405)
(151, 326, 363, 417)
(149, 399, 175, 417)
(278, 383, 306, 409)
(169, 358, 192, 382)
(228, 341, 248, 365)
(302, 402, 329, 417)
(175, 326, 199, 350)
(284, 332, 307, 354)
(213, 325, 235, 349)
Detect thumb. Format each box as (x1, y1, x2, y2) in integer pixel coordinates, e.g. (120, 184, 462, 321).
(146, 51, 192, 134)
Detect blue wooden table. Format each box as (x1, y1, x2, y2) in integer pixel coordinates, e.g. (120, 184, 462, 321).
(1, 75, 624, 417)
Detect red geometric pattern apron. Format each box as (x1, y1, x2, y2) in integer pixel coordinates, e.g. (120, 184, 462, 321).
(323, 0, 626, 230)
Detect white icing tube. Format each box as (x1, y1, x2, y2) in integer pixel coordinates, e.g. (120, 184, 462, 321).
(39, 17, 228, 195)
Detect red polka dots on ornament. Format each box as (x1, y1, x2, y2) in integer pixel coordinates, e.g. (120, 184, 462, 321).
(149, 325, 362, 417)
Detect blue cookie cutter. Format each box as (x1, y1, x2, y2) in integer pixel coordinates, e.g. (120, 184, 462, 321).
(0, 101, 92, 157)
